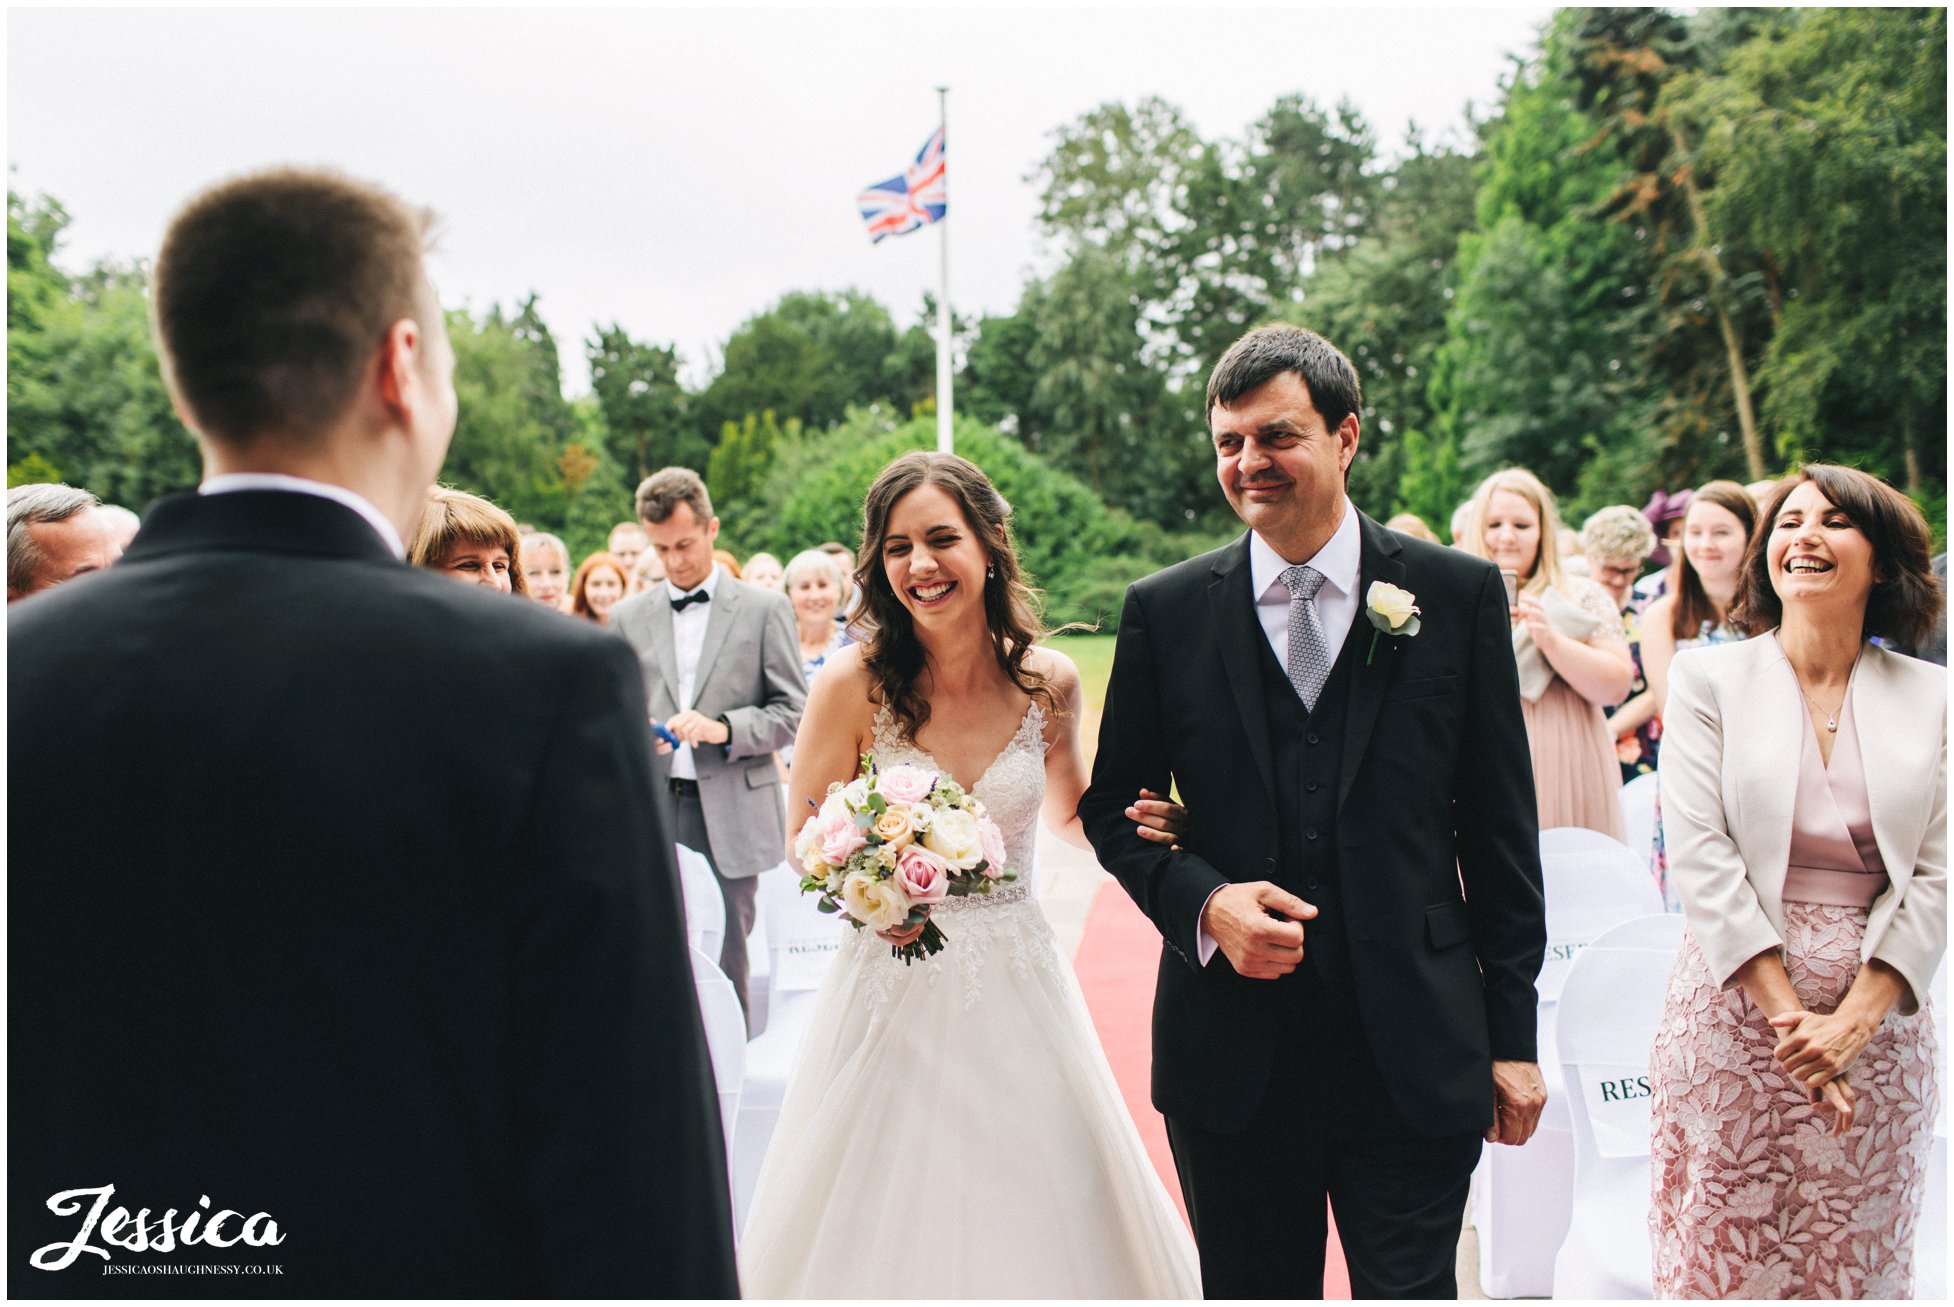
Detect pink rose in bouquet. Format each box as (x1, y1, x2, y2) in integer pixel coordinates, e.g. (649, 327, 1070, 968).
(816, 807, 869, 866)
(876, 762, 936, 805)
(893, 844, 951, 905)
(977, 816, 1008, 879)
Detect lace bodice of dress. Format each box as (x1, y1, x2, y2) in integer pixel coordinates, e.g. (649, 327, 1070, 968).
(870, 700, 1047, 908)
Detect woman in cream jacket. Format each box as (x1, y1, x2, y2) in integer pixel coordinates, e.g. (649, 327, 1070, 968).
(1648, 464, 1945, 1299)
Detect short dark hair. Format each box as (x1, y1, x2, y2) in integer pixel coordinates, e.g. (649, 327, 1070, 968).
(1731, 463, 1943, 649)
(1205, 324, 1363, 431)
(634, 467, 713, 526)
(152, 168, 435, 446)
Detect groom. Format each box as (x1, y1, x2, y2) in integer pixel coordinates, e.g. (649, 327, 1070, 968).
(1081, 325, 1546, 1298)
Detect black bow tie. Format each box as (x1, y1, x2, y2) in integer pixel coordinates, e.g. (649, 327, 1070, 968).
(671, 589, 710, 613)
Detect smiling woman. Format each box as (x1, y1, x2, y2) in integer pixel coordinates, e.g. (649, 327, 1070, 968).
(408, 485, 528, 598)
(1648, 463, 1946, 1297)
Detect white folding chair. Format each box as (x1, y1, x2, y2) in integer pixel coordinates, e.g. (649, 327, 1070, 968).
(730, 869, 846, 1233)
(687, 944, 745, 1163)
(1474, 828, 1665, 1297)
(674, 842, 725, 964)
(1618, 772, 1660, 871)
(1918, 959, 1947, 1299)
(1551, 912, 1685, 1300)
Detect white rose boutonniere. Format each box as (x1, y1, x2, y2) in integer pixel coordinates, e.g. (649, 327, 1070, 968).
(1364, 581, 1421, 664)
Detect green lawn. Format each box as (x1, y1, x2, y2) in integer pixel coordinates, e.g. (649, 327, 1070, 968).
(1050, 632, 1117, 715)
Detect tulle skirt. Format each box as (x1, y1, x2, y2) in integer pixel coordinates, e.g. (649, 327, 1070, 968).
(738, 895, 1201, 1299)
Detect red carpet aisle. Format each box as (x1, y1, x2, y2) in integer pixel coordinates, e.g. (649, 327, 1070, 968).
(1072, 879, 1352, 1299)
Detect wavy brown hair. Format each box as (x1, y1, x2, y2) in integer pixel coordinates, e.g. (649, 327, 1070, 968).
(1732, 463, 1943, 648)
(855, 451, 1056, 740)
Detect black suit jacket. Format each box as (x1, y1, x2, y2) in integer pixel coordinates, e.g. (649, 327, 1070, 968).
(8, 491, 739, 1297)
(1080, 513, 1545, 1136)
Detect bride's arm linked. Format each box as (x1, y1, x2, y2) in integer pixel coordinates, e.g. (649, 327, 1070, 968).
(1034, 647, 1185, 851)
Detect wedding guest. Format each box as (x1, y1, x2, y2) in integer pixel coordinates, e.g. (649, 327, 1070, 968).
(1584, 505, 1660, 782)
(1641, 481, 1756, 906)
(1634, 488, 1692, 606)
(713, 547, 743, 580)
(784, 548, 847, 680)
(631, 546, 666, 593)
(1642, 481, 1756, 717)
(569, 551, 629, 626)
(519, 530, 570, 610)
(1450, 499, 1475, 546)
(1466, 468, 1635, 837)
(744, 551, 784, 592)
(608, 521, 648, 577)
(1649, 463, 1945, 1299)
(819, 539, 862, 638)
(98, 503, 142, 552)
(611, 467, 804, 1021)
(1385, 512, 1439, 543)
(6, 483, 121, 601)
(1891, 553, 1947, 666)
(409, 486, 529, 597)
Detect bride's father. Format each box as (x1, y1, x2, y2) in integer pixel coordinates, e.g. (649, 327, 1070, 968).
(8, 170, 737, 1296)
(1081, 325, 1547, 1298)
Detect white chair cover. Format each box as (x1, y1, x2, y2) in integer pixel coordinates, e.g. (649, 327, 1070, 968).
(729, 869, 847, 1233)
(1551, 912, 1684, 1300)
(687, 944, 745, 1163)
(1619, 772, 1660, 871)
(1475, 829, 1665, 1297)
(675, 842, 725, 963)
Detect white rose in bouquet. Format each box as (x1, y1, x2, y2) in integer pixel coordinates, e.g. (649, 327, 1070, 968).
(921, 807, 985, 871)
(841, 871, 911, 933)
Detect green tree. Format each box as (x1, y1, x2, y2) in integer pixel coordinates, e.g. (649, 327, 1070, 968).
(586, 324, 700, 482)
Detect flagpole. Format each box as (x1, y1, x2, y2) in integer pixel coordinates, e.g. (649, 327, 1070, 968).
(935, 85, 953, 455)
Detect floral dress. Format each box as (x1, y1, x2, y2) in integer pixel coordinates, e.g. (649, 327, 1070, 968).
(1649, 692, 1938, 1298)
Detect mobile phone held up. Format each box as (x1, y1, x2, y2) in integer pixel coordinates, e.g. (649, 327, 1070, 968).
(1499, 568, 1519, 607)
(651, 721, 681, 748)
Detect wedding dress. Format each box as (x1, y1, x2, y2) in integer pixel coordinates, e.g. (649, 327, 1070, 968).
(739, 700, 1202, 1299)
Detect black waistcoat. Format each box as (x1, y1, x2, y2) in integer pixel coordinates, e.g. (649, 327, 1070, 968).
(1255, 623, 1369, 1046)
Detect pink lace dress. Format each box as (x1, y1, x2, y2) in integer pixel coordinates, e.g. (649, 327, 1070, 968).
(1649, 693, 1940, 1298)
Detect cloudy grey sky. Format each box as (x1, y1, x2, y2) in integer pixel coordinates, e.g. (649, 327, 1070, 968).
(8, 5, 1551, 393)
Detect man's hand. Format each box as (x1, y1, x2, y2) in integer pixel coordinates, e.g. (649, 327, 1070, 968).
(1200, 882, 1317, 979)
(665, 710, 730, 748)
(1486, 1060, 1547, 1145)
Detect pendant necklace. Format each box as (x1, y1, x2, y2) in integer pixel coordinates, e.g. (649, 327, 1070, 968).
(1800, 687, 1844, 733)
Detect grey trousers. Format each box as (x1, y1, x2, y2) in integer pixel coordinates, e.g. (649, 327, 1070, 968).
(672, 788, 758, 1029)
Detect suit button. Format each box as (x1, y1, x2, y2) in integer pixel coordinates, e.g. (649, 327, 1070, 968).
(1305, 781, 1320, 792)
(1305, 827, 1319, 841)
(1307, 732, 1321, 745)
(1306, 880, 1319, 892)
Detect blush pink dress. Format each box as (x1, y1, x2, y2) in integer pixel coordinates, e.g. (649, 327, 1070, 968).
(1648, 691, 1940, 1298)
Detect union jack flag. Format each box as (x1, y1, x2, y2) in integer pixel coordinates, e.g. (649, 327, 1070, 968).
(857, 126, 946, 243)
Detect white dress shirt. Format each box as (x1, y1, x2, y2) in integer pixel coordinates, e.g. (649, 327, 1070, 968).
(665, 567, 723, 781)
(1201, 497, 1364, 966)
(1248, 497, 1363, 672)
(199, 473, 406, 559)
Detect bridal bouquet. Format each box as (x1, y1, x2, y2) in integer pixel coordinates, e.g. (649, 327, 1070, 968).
(793, 754, 1013, 963)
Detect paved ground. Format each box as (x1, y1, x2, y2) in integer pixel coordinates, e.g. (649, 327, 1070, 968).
(1036, 825, 1488, 1299)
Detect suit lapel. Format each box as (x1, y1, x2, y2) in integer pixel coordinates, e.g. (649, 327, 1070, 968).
(691, 579, 740, 707)
(636, 595, 679, 715)
(1208, 535, 1277, 805)
(1337, 513, 1405, 812)
(1748, 638, 1803, 882)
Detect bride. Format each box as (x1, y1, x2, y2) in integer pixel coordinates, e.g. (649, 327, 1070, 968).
(739, 451, 1202, 1299)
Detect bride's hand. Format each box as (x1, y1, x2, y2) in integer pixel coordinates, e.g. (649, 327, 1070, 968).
(877, 918, 928, 947)
(1126, 788, 1188, 849)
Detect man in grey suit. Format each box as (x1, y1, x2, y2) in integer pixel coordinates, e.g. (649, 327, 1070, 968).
(613, 467, 806, 1020)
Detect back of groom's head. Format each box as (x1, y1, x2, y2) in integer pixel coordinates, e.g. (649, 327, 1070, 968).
(152, 168, 434, 448)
